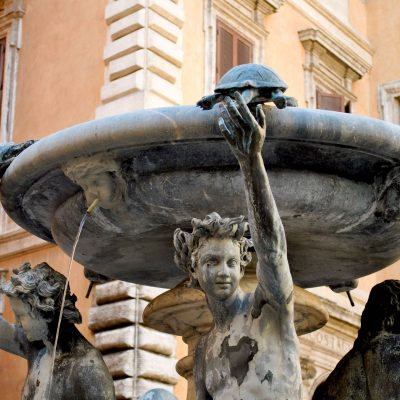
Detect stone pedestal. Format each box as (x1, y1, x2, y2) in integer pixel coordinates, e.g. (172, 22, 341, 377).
(143, 273, 329, 400)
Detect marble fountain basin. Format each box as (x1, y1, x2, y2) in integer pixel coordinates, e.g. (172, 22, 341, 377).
(2, 105, 400, 289)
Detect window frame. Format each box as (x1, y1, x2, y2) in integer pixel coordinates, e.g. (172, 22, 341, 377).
(379, 81, 400, 124)
(299, 28, 370, 112)
(215, 19, 253, 82)
(203, 0, 268, 94)
(0, 1, 24, 234)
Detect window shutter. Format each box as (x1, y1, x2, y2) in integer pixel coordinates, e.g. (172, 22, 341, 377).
(316, 90, 344, 112)
(216, 20, 252, 82)
(217, 24, 234, 81)
(237, 39, 251, 66)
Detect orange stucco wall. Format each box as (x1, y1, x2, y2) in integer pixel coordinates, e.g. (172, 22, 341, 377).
(13, 0, 108, 142)
(263, 3, 309, 107)
(182, 0, 204, 105)
(349, 0, 368, 37)
(366, 0, 400, 119)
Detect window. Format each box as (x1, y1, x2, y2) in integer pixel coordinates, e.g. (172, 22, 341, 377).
(203, 0, 269, 93)
(316, 90, 344, 112)
(299, 28, 370, 112)
(316, 90, 351, 113)
(379, 81, 400, 125)
(216, 20, 252, 81)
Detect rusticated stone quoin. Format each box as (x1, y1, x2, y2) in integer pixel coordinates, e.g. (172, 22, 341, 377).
(89, 281, 178, 399)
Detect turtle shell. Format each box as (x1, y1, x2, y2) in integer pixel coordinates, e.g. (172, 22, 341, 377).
(215, 63, 288, 93)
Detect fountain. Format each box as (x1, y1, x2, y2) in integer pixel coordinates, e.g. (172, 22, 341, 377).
(3, 105, 400, 287)
(1, 64, 400, 398)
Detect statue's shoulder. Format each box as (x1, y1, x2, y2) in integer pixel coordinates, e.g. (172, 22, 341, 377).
(312, 349, 366, 400)
(365, 333, 400, 369)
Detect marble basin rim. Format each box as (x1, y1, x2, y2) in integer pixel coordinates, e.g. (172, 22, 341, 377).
(2, 104, 400, 289)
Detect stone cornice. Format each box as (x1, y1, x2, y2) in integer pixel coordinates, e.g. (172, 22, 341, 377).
(0, 228, 51, 260)
(305, 0, 372, 54)
(1, 0, 24, 19)
(307, 286, 366, 327)
(299, 28, 371, 79)
(220, 0, 284, 20)
(310, 65, 358, 102)
(288, 0, 373, 60)
(256, 0, 285, 15)
(213, 0, 269, 35)
(0, 0, 24, 33)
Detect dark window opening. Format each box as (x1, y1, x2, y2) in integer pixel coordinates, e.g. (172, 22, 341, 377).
(345, 101, 351, 113)
(216, 20, 252, 82)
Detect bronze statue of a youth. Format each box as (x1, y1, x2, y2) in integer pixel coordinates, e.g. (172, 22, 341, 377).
(174, 93, 302, 399)
(0, 262, 115, 400)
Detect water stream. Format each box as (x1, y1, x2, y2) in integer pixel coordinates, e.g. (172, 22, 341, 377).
(47, 211, 89, 398)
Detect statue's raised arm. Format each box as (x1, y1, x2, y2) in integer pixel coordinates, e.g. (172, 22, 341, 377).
(218, 92, 293, 310)
(0, 317, 27, 358)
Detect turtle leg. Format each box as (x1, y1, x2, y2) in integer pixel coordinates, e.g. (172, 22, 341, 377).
(285, 96, 298, 107)
(196, 94, 220, 110)
(271, 89, 287, 109)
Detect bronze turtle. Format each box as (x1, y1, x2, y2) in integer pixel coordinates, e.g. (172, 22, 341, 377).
(197, 63, 297, 110)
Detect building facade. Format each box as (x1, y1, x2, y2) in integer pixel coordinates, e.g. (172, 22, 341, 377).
(0, 0, 399, 399)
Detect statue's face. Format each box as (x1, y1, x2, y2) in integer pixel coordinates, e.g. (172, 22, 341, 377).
(193, 237, 243, 301)
(9, 297, 49, 342)
(80, 172, 117, 209)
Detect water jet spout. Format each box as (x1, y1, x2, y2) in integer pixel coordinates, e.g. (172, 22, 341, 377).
(87, 198, 99, 214)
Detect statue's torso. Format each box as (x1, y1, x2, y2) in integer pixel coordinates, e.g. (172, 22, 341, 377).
(201, 293, 302, 400)
(22, 337, 115, 400)
(23, 347, 52, 400)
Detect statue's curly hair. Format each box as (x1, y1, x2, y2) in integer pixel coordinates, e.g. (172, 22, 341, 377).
(354, 279, 400, 349)
(174, 212, 252, 287)
(1, 262, 82, 324)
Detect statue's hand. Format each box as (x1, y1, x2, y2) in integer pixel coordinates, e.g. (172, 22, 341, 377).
(218, 91, 266, 161)
(3, 140, 36, 160)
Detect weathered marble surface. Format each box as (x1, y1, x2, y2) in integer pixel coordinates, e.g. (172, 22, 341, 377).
(0, 262, 115, 400)
(312, 280, 400, 400)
